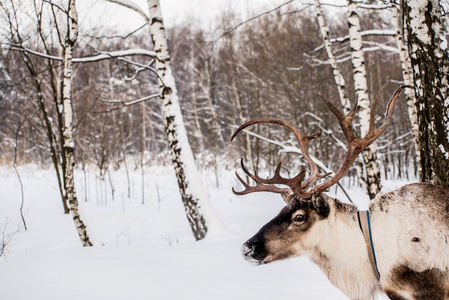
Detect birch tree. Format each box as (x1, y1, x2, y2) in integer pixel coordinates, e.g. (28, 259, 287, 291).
(404, 0, 449, 186)
(391, 3, 420, 171)
(0, 0, 153, 246)
(107, 0, 225, 240)
(1, 0, 70, 214)
(1, 0, 157, 219)
(149, 0, 225, 239)
(61, 0, 93, 246)
(346, 0, 382, 199)
(314, 0, 351, 114)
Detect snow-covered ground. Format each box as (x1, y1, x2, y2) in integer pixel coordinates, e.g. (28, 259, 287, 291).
(0, 165, 409, 299)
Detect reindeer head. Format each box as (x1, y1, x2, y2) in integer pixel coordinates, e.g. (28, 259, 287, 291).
(232, 83, 409, 265)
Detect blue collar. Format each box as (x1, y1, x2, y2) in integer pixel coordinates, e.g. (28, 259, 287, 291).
(357, 210, 381, 280)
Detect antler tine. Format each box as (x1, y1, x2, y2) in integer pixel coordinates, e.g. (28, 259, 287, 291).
(265, 121, 323, 194)
(231, 118, 327, 199)
(319, 92, 358, 143)
(254, 161, 307, 196)
(369, 81, 391, 131)
(378, 85, 414, 133)
(240, 158, 259, 182)
(232, 159, 292, 196)
(312, 85, 411, 194)
(253, 161, 284, 184)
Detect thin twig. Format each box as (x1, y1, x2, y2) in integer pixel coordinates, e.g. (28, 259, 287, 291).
(13, 126, 27, 231)
(96, 93, 160, 113)
(214, 0, 294, 42)
(0, 221, 21, 259)
(84, 23, 147, 40)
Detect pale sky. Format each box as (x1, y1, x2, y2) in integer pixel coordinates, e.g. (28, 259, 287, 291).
(159, 0, 289, 27)
(78, 0, 298, 36)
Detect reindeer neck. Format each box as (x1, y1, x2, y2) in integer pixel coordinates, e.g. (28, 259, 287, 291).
(306, 199, 380, 300)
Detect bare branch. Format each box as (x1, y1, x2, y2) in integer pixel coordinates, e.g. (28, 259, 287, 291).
(83, 23, 147, 40)
(104, 0, 150, 23)
(312, 30, 396, 52)
(214, 0, 295, 42)
(5, 44, 156, 63)
(42, 0, 66, 13)
(98, 93, 160, 112)
(13, 125, 27, 231)
(0, 220, 21, 259)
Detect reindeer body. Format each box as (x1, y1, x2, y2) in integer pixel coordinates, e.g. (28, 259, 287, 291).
(370, 183, 449, 299)
(232, 85, 449, 299)
(242, 183, 449, 300)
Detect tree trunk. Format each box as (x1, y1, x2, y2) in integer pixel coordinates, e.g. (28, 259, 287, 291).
(232, 78, 255, 172)
(62, 0, 93, 246)
(35, 75, 70, 214)
(204, 57, 225, 146)
(346, 0, 382, 199)
(404, 0, 449, 186)
(391, 4, 420, 174)
(314, 0, 351, 114)
(147, 0, 224, 240)
(190, 50, 205, 153)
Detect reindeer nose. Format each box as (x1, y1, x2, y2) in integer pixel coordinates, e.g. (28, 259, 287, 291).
(241, 241, 256, 257)
(241, 238, 268, 265)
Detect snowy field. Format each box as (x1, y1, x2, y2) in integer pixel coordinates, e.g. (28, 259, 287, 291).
(0, 164, 409, 299)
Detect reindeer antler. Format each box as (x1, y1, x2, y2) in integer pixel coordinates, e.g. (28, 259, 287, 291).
(232, 159, 293, 197)
(232, 83, 411, 200)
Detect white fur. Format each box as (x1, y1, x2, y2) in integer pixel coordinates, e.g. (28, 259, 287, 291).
(300, 184, 449, 299)
(370, 185, 449, 294)
(304, 202, 380, 299)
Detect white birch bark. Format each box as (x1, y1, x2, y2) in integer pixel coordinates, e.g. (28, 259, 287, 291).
(314, 0, 351, 114)
(62, 0, 93, 246)
(405, 0, 449, 186)
(147, 0, 225, 240)
(391, 4, 420, 173)
(346, 0, 381, 199)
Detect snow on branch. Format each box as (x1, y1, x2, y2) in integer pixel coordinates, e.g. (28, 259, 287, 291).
(313, 30, 396, 52)
(235, 126, 334, 174)
(6, 44, 156, 63)
(115, 57, 165, 85)
(299, 1, 392, 9)
(123, 59, 155, 81)
(357, 2, 394, 10)
(377, 131, 413, 151)
(301, 0, 392, 9)
(74, 49, 156, 63)
(104, 0, 150, 23)
(299, 1, 345, 7)
(362, 41, 400, 53)
(306, 42, 399, 66)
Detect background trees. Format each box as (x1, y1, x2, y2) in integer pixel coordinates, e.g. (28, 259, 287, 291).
(1, 0, 447, 240)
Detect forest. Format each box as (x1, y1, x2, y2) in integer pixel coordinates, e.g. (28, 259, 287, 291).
(0, 0, 448, 299)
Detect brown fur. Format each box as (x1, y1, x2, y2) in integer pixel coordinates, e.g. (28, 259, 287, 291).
(386, 266, 448, 300)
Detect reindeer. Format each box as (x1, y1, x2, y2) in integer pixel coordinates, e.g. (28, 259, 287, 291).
(231, 85, 449, 300)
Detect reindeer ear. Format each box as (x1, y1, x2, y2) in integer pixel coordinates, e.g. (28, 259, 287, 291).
(281, 192, 295, 204)
(312, 194, 330, 218)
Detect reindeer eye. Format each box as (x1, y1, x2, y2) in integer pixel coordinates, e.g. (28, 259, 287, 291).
(293, 213, 306, 223)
